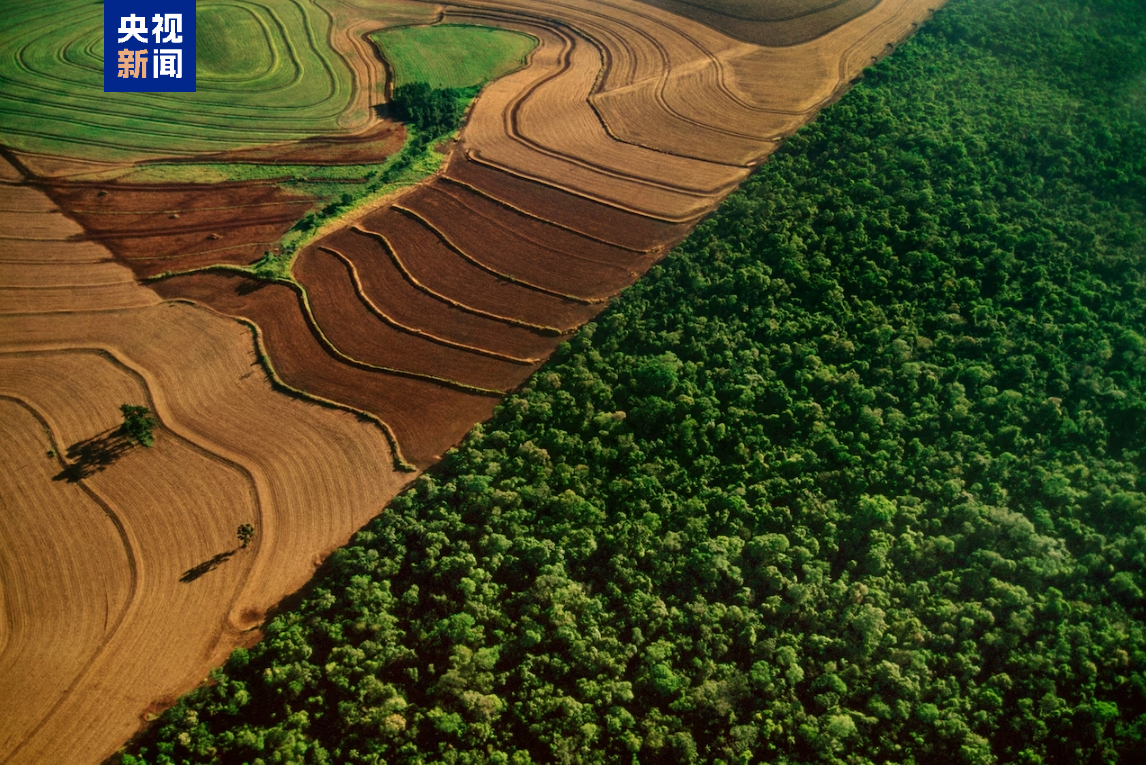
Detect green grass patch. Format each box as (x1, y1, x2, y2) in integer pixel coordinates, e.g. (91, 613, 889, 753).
(0, 0, 401, 161)
(372, 23, 536, 90)
(197, 3, 274, 80)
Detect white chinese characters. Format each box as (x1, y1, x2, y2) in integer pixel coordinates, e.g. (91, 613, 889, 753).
(153, 48, 183, 79)
(116, 12, 185, 80)
(151, 13, 182, 44)
(117, 13, 148, 43)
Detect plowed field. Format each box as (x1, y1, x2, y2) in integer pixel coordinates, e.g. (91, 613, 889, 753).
(0, 0, 942, 761)
(0, 173, 411, 764)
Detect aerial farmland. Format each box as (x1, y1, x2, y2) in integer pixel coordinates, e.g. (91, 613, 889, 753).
(5, 0, 1143, 763)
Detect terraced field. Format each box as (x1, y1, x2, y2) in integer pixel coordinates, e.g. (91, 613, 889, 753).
(0, 0, 942, 762)
(0, 167, 410, 763)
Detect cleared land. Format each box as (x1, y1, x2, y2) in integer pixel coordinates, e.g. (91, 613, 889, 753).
(149, 270, 500, 468)
(0, 173, 411, 764)
(45, 179, 313, 277)
(0, 0, 943, 761)
(373, 23, 538, 89)
(635, 0, 882, 46)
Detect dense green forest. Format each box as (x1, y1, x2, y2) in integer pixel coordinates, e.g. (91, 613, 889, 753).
(121, 0, 1146, 762)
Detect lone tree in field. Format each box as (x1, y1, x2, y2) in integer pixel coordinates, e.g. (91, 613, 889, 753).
(237, 523, 255, 549)
(119, 404, 157, 447)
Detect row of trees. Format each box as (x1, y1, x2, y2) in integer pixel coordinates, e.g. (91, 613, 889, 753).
(121, 0, 1146, 762)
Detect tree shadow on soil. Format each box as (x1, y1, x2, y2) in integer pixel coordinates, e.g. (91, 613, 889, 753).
(180, 549, 237, 583)
(54, 428, 134, 482)
(236, 278, 269, 295)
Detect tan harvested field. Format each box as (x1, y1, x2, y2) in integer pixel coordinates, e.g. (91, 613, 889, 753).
(149, 270, 500, 468)
(0, 174, 412, 764)
(0, 0, 942, 760)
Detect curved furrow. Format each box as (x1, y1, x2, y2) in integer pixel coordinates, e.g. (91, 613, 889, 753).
(442, 153, 687, 250)
(399, 191, 639, 300)
(319, 242, 564, 340)
(147, 274, 499, 468)
(0, 393, 139, 765)
(334, 227, 569, 334)
(498, 22, 734, 196)
(296, 246, 538, 389)
(425, 181, 656, 270)
(438, 174, 653, 253)
(348, 210, 602, 333)
(373, 210, 601, 304)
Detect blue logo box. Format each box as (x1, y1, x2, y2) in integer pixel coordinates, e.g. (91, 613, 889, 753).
(104, 0, 196, 92)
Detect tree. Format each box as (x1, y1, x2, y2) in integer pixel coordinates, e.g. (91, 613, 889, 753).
(120, 404, 157, 447)
(390, 81, 465, 137)
(237, 524, 255, 549)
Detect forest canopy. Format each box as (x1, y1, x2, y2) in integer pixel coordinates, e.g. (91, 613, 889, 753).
(121, 0, 1146, 762)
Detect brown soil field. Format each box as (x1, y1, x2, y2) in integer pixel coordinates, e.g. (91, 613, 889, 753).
(397, 185, 644, 299)
(295, 246, 538, 388)
(0, 174, 412, 764)
(443, 153, 688, 251)
(150, 270, 500, 468)
(343, 204, 603, 332)
(44, 180, 314, 278)
(636, 0, 881, 46)
(431, 181, 655, 270)
(315, 224, 564, 355)
(149, 120, 407, 166)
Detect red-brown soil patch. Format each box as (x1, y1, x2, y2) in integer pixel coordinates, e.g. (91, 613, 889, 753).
(43, 181, 313, 279)
(150, 270, 498, 467)
(444, 153, 687, 251)
(314, 225, 562, 358)
(429, 181, 657, 271)
(347, 206, 602, 333)
(397, 186, 640, 300)
(145, 120, 407, 166)
(635, 0, 881, 46)
(294, 246, 538, 389)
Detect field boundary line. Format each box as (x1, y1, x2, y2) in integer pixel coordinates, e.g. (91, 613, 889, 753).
(439, 174, 655, 253)
(159, 297, 417, 473)
(386, 207, 603, 304)
(345, 226, 570, 334)
(464, 149, 705, 224)
(314, 245, 546, 362)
